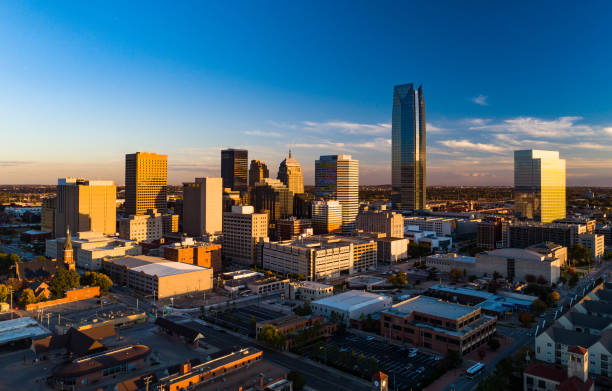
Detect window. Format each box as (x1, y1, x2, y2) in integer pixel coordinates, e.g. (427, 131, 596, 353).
(538, 380, 545, 388)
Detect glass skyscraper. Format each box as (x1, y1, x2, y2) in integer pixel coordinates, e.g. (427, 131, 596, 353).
(514, 150, 566, 223)
(391, 83, 426, 210)
(221, 148, 248, 192)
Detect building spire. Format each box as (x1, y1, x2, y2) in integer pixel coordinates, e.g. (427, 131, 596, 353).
(289, 149, 292, 159)
(64, 226, 73, 251)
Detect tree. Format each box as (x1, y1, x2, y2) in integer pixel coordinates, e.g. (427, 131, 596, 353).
(487, 338, 500, 351)
(249, 315, 256, 332)
(387, 272, 407, 288)
(294, 301, 312, 316)
(569, 274, 579, 287)
(0, 284, 9, 302)
(82, 272, 113, 292)
(531, 300, 547, 315)
(50, 268, 80, 298)
(450, 268, 463, 282)
(546, 291, 560, 305)
(259, 324, 286, 349)
(18, 288, 36, 307)
(518, 312, 533, 327)
(287, 370, 305, 391)
(569, 244, 591, 264)
(8, 253, 21, 264)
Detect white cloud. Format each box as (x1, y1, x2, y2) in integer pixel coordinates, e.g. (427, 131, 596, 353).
(469, 116, 595, 138)
(303, 121, 390, 135)
(472, 95, 489, 106)
(243, 130, 282, 137)
(604, 127, 612, 136)
(439, 139, 505, 153)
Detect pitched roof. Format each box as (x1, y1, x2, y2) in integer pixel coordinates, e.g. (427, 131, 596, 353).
(568, 311, 612, 331)
(524, 362, 566, 383)
(545, 327, 600, 348)
(558, 377, 594, 391)
(15, 259, 60, 280)
(568, 345, 588, 355)
(583, 300, 612, 316)
(155, 318, 204, 342)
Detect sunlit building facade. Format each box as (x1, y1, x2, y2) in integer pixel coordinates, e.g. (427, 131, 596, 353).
(391, 83, 426, 210)
(249, 160, 269, 187)
(514, 150, 566, 223)
(277, 150, 304, 195)
(125, 152, 168, 215)
(315, 154, 359, 232)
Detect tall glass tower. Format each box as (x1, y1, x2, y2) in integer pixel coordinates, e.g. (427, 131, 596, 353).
(391, 83, 426, 210)
(514, 150, 566, 223)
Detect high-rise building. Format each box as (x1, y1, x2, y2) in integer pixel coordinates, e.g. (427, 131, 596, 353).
(293, 193, 315, 219)
(182, 177, 223, 237)
(222, 206, 268, 265)
(119, 209, 164, 243)
(514, 150, 566, 223)
(311, 200, 343, 234)
(221, 149, 248, 192)
(41, 197, 56, 235)
(277, 218, 312, 241)
(315, 154, 359, 232)
(125, 152, 168, 215)
(355, 205, 404, 238)
(391, 83, 426, 210)
(248, 160, 269, 187)
(252, 178, 293, 236)
(277, 150, 304, 195)
(55, 178, 116, 237)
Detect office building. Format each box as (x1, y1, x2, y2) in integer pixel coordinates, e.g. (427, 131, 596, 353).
(391, 83, 426, 210)
(162, 214, 179, 235)
(404, 216, 455, 237)
(222, 206, 268, 265)
(277, 150, 304, 195)
(477, 218, 505, 249)
(41, 197, 56, 235)
(315, 154, 359, 232)
(293, 192, 315, 219)
(103, 255, 213, 299)
(506, 221, 586, 249)
(277, 217, 312, 241)
(578, 233, 605, 262)
(381, 296, 497, 355)
(311, 200, 343, 234)
(286, 281, 334, 301)
(163, 238, 222, 271)
(55, 178, 116, 237)
(356, 205, 404, 238)
(125, 152, 168, 215)
(311, 290, 392, 326)
(252, 178, 293, 235)
(375, 236, 409, 264)
(249, 160, 269, 187)
(514, 150, 566, 223)
(182, 177, 223, 237)
(119, 208, 163, 243)
(46, 231, 142, 271)
(221, 148, 248, 192)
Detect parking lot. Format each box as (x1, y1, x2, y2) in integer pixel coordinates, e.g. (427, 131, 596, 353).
(302, 333, 441, 390)
(203, 304, 286, 335)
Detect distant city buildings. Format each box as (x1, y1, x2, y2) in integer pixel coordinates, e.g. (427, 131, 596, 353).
(315, 154, 359, 232)
(277, 150, 304, 195)
(514, 150, 566, 223)
(248, 159, 269, 187)
(55, 177, 116, 237)
(221, 148, 248, 192)
(125, 152, 168, 215)
(391, 83, 426, 210)
(182, 177, 223, 237)
(251, 178, 293, 236)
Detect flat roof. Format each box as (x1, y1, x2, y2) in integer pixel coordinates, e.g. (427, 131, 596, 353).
(0, 317, 51, 345)
(385, 296, 476, 320)
(428, 284, 494, 300)
(313, 290, 389, 312)
(105, 255, 167, 269)
(297, 281, 332, 289)
(132, 261, 209, 277)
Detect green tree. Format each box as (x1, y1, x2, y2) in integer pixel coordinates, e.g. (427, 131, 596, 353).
(81, 272, 113, 292)
(0, 284, 9, 302)
(569, 244, 591, 264)
(531, 300, 547, 315)
(249, 315, 256, 331)
(8, 253, 21, 264)
(287, 370, 305, 391)
(546, 291, 560, 305)
(50, 268, 80, 298)
(18, 288, 36, 307)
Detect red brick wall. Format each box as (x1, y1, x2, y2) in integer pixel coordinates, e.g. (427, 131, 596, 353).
(25, 286, 100, 310)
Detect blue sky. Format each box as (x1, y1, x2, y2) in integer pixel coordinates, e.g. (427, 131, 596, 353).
(1, 1, 612, 185)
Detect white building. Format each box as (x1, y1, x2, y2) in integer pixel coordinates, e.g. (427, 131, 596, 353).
(286, 281, 334, 301)
(311, 290, 392, 325)
(119, 209, 163, 243)
(403, 217, 455, 237)
(222, 205, 268, 265)
(405, 228, 453, 251)
(578, 233, 605, 262)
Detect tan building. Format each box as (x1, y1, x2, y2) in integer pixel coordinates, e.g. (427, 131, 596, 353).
(103, 255, 213, 299)
(41, 197, 56, 235)
(163, 238, 222, 271)
(162, 214, 179, 234)
(222, 206, 268, 265)
(278, 217, 312, 241)
(376, 236, 409, 264)
(315, 154, 359, 232)
(286, 281, 334, 301)
(182, 177, 223, 237)
(125, 152, 168, 215)
(277, 150, 304, 195)
(340, 236, 378, 272)
(119, 209, 163, 243)
(249, 160, 269, 187)
(252, 178, 293, 235)
(46, 231, 142, 270)
(312, 200, 342, 234)
(355, 205, 404, 238)
(55, 178, 116, 237)
(578, 233, 605, 261)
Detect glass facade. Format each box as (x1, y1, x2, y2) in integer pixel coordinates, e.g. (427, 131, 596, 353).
(514, 150, 566, 223)
(391, 84, 426, 210)
(221, 149, 248, 192)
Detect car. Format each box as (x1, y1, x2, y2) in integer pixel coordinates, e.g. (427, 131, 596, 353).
(408, 352, 417, 358)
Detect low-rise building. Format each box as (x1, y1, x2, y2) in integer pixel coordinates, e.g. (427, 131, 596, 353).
(246, 277, 290, 297)
(404, 217, 455, 237)
(381, 296, 497, 355)
(119, 208, 163, 243)
(256, 314, 336, 350)
(286, 281, 334, 301)
(524, 346, 594, 391)
(426, 253, 476, 273)
(222, 206, 269, 265)
(311, 290, 392, 325)
(163, 237, 222, 271)
(376, 237, 408, 264)
(405, 229, 452, 251)
(355, 205, 404, 238)
(103, 255, 213, 299)
(578, 233, 605, 262)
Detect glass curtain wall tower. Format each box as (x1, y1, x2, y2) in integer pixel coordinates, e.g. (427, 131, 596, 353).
(391, 83, 426, 210)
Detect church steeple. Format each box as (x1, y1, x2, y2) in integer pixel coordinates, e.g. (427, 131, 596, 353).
(64, 226, 73, 251)
(289, 149, 292, 159)
(63, 226, 75, 270)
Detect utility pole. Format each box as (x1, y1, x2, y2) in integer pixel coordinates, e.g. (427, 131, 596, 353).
(9, 287, 13, 320)
(143, 375, 153, 391)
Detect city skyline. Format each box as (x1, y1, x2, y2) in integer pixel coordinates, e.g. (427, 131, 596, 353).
(1, 2, 612, 185)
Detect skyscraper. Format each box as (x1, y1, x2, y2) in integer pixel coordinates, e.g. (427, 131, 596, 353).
(182, 177, 223, 237)
(221, 149, 248, 192)
(252, 178, 293, 237)
(55, 177, 116, 237)
(514, 150, 566, 223)
(125, 152, 168, 215)
(391, 83, 426, 210)
(248, 160, 269, 187)
(277, 150, 304, 195)
(315, 154, 359, 232)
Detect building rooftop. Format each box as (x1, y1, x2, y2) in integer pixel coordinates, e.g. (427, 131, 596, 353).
(131, 261, 209, 277)
(428, 284, 495, 300)
(105, 255, 166, 269)
(313, 290, 389, 312)
(385, 295, 476, 320)
(295, 281, 333, 290)
(0, 317, 51, 346)
(427, 253, 475, 264)
(485, 248, 548, 262)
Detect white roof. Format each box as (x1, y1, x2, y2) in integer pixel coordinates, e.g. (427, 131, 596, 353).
(0, 317, 51, 345)
(131, 261, 209, 277)
(386, 296, 476, 320)
(313, 290, 389, 312)
(486, 248, 544, 262)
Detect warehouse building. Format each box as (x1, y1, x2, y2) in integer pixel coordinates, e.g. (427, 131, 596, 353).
(311, 290, 392, 325)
